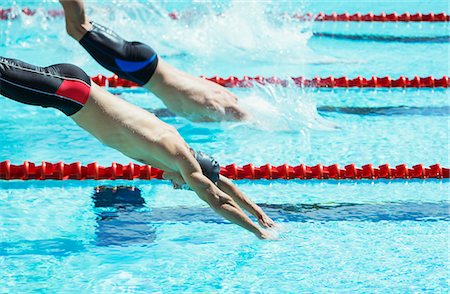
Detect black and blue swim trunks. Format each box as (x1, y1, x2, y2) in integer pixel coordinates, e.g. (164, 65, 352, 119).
(79, 22, 158, 86)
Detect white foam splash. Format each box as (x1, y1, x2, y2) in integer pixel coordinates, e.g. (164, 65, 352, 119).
(94, 1, 337, 66)
(238, 82, 340, 132)
(2, 1, 339, 67)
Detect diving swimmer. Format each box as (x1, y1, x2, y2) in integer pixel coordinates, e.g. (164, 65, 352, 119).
(0, 57, 275, 239)
(59, 0, 249, 122)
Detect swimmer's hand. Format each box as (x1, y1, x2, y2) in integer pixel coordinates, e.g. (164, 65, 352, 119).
(258, 229, 279, 240)
(258, 213, 276, 229)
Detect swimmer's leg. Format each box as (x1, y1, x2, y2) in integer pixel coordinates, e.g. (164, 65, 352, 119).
(60, 0, 158, 86)
(59, 0, 91, 41)
(0, 57, 91, 116)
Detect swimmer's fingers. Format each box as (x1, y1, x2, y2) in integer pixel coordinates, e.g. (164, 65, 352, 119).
(259, 229, 280, 240)
(258, 214, 276, 228)
(228, 92, 239, 103)
(225, 105, 249, 121)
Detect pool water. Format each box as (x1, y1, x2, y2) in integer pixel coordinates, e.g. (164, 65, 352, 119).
(0, 0, 449, 292)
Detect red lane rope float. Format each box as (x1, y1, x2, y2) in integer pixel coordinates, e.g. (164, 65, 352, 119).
(295, 12, 450, 22)
(170, 11, 450, 22)
(169, 11, 450, 22)
(0, 8, 63, 20)
(92, 74, 450, 88)
(0, 161, 448, 180)
(1, 8, 449, 22)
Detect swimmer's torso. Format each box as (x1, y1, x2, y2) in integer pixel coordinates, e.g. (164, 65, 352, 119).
(0, 57, 190, 173)
(72, 83, 190, 172)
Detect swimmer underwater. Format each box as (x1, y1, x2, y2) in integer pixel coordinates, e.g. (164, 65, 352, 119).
(59, 0, 248, 122)
(0, 57, 276, 239)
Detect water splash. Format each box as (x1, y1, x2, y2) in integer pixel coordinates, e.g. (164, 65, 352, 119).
(111, 1, 335, 67)
(238, 81, 339, 132)
(88, 1, 340, 133)
(1, 1, 339, 68)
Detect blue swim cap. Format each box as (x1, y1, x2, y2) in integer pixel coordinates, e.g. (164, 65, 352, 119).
(194, 151, 221, 184)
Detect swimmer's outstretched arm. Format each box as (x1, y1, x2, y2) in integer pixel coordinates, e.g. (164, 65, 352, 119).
(217, 175, 275, 228)
(176, 156, 271, 239)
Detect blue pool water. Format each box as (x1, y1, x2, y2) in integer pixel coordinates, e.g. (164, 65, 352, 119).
(0, 0, 449, 292)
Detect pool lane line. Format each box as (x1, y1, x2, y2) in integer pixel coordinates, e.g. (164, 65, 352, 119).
(1, 8, 449, 22)
(169, 11, 450, 22)
(145, 106, 450, 118)
(317, 106, 450, 116)
(91, 75, 449, 88)
(0, 161, 448, 180)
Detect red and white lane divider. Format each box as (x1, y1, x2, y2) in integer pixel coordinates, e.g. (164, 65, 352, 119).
(0, 161, 448, 180)
(169, 11, 450, 22)
(91, 74, 450, 88)
(1, 8, 448, 22)
(293, 12, 450, 22)
(0, 8, 63, 20)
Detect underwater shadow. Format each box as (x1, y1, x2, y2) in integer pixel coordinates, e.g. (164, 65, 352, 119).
(318, 106, 450, 116)
(93, 186, 156, 247)
(146, 201, 449, 223)
(313, 33, 450, 43)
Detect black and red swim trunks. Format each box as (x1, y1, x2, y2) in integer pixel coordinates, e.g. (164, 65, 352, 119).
(0, 57, 91, 116)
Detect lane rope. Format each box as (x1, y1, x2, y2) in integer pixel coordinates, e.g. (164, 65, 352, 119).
(169, 11, 450, 22)
(1, 8, 449, 22)
(292, 12, 450, 22)
(91, 74, 450, 88)
(0, 161, 448, 180)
